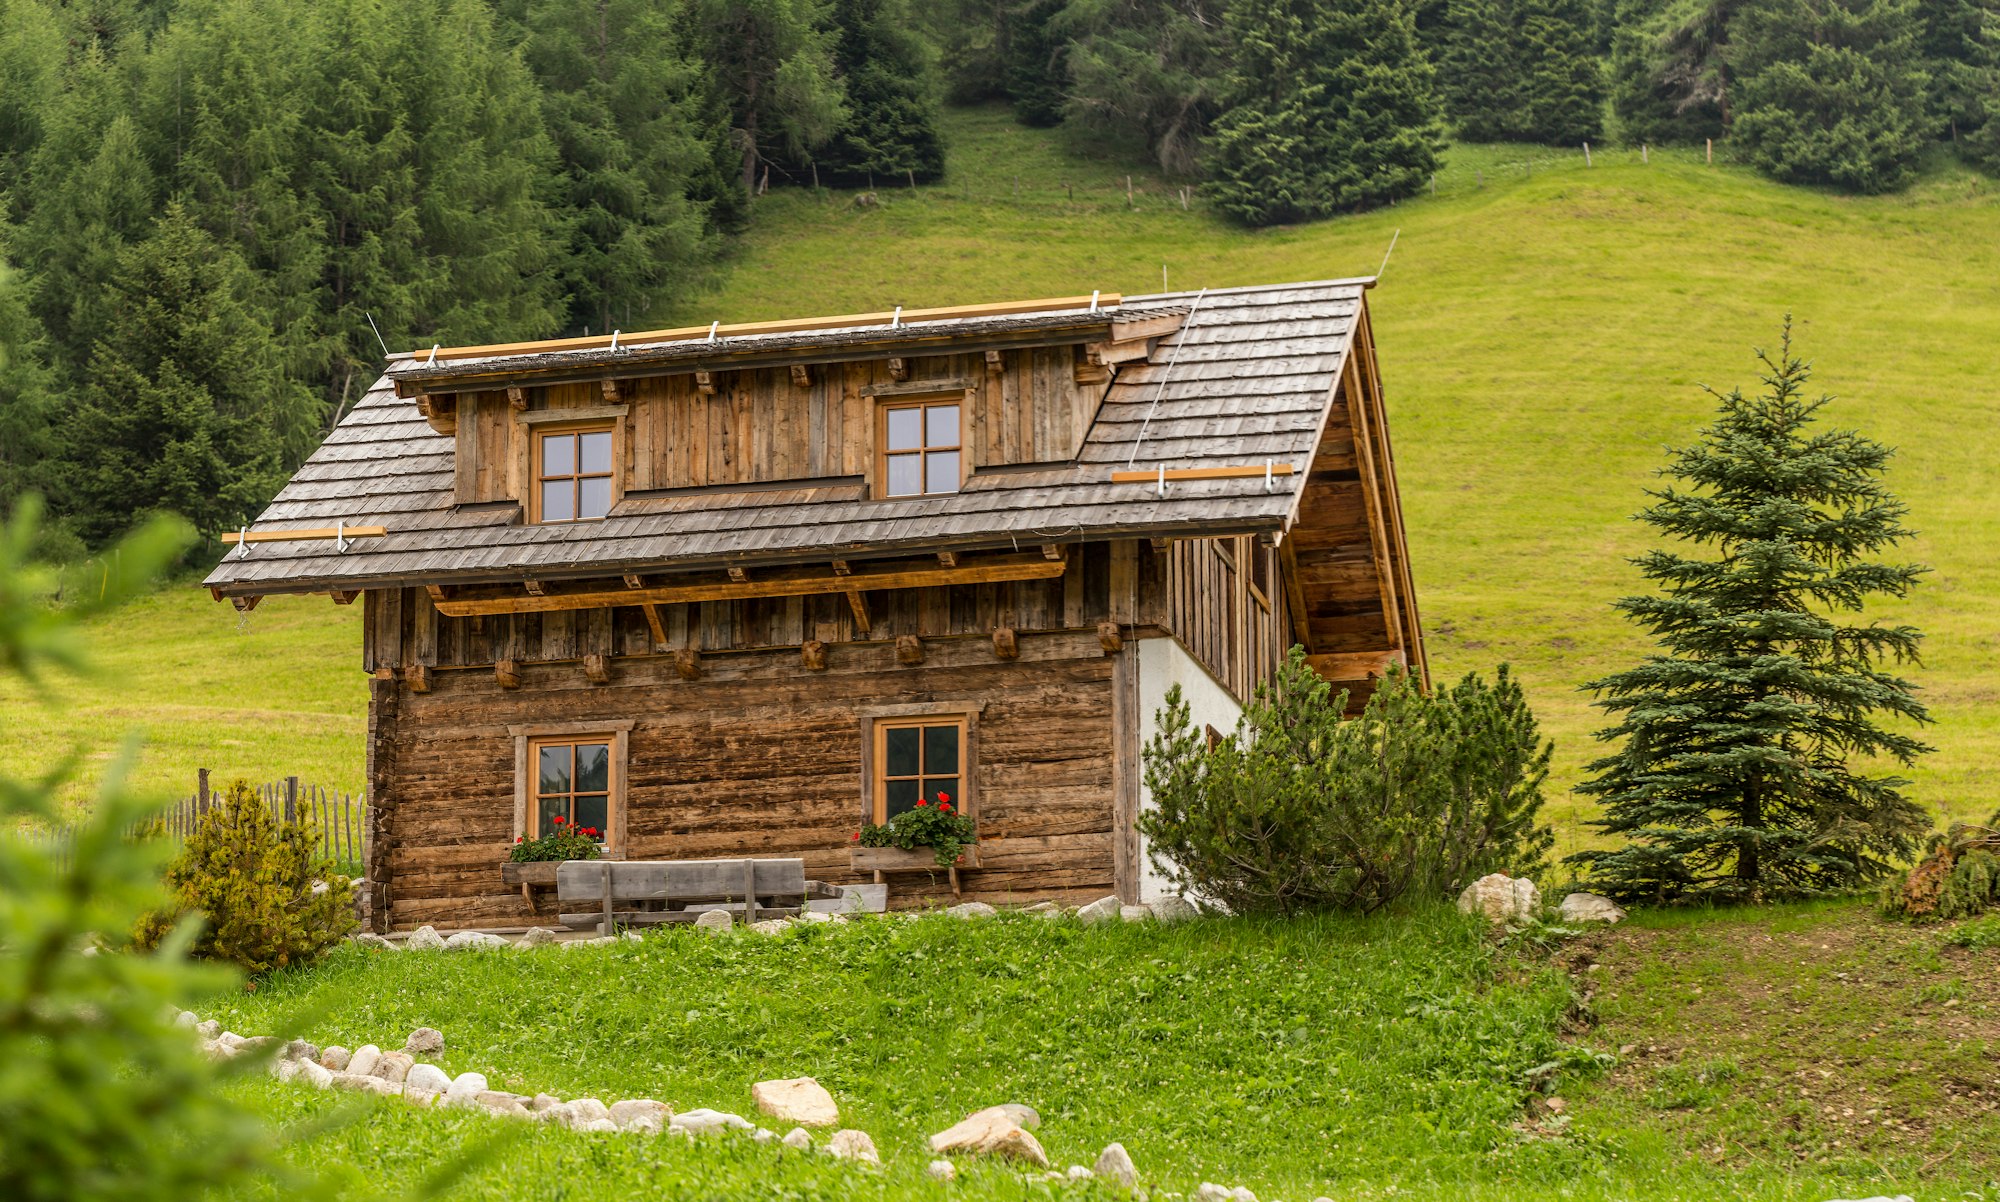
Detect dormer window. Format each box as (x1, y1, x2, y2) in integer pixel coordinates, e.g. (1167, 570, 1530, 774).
(878, 398, 962, 498)
(535, 424, 614, 523)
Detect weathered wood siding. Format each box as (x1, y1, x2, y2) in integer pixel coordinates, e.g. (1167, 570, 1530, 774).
(372, 632, 1116, 928)
(1157, 536, 1290, 703)
(450, 348, 1103, 505)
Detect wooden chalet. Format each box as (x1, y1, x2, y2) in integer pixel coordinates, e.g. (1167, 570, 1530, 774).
(202, 280, 1425, 929)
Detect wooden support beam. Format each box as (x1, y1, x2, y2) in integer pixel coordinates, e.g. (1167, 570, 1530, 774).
(622, 574, 643, 590)
(694, 370, 716, 396)
(372, 666, 396, 683)
(600, 379, 621, 403)
(495, 659, 522, 689)
(727, 566, 748, 583)
(430, 549, 1069, 618)
(801, 640, 827, 671)
(675, 647, 702, 680)
(1149, 537, 1170, 555)
(330, 589, 358, 605)
(1097, 621, 1124, 654)
(407, 663, 431, 693)
(1107, 464, 1296, 484)
(221, 526, 387, 545)
(507, 386, 527, 411)
(991, 627, 1018, 660)
(1278, 541, 1313, 653)
(231, 595, 261, 613)
(640, 602, 666, 650)
(1041, 543, 1063, 561)
(789, 364, 812, 388)
(936, 551, 957, 568)
(984, 349, 1004, 374)
(1097, 336, 1154, 366)
(1305, 649, 1406, 683)
(831, 559, 851, 576)
(1110, 310, 1186, 342)
(523, 580, 545, 597)
(896, 634, 924, 665)
(845, 590, 871, 634)
(426, 584, 447, 603)
(582, 653, 611, 684)
(1073, 344, 1110, 385)
(886, 357, 909, 381)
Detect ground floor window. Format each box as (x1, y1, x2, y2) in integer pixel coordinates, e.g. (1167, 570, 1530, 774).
(872, 717, 965, 823)
(533, 738, 610, 838)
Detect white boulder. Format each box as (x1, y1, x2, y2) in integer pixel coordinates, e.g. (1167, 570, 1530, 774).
(319, 1045, 352, 1072)
(826, 1129, 880, 1164)
(927, 1160, 957, 1181)
(1076, 895, 1123, 926)
(1456, 873, 1541, 926)
(443, 1071, 488, 1107)
(608, 1099, 670, 1130)
(782, 1127, 814, 1151)
(444, 930, 509, 951)
(403, 1062, 451, 1098)
(1558, 892, 1627, 924)
(1119, 905, 1153, 923)
(694, 909, 734, 933)
(405, 925, 446, 951)
(946, 901, 998, 919)
(351, 932, 396, 951)
(752, 1076, 839, 1127)
(404, 1027, 444, 1056)
(928, 1106, 1050, 1166)
(1094, 1142, 1139, 1187)
(346, 1044, 382, 1078)
(672, 1108, 753, 1136)
(1147, 895, 1199, 923)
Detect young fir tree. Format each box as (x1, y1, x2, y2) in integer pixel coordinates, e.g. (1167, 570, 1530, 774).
(1058, 0, 1228, 176)
(1730, 0, 1931, 192)
(807, 0, 947, 186)
(1572, 323, 1933, 905)
(1438, 0, 1525, 140)
(684, 0, 847, 196)
(1007, 0, 1071, 126)
(61, 204, 314, 546)
(0, 256, 56, 509)
(1206, 0, 1442, 225)
(1514, 0, 1606, 141)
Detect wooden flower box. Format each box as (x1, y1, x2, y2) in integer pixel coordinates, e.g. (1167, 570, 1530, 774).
(501, 859, 563, 909)
(850, 845, 980, 897)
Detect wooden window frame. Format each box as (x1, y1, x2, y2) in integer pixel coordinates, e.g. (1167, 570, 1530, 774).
(874, 394, 967, 499)
(530, 420, 619, 525)
(856, 703, 981, 829)
(508, 720, 634, 858)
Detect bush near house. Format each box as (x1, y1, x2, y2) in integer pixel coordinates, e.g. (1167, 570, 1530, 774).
(1140, 648, 1554, 915)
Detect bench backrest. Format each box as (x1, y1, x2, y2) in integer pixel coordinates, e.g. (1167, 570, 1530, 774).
(555, 858, 807, 903)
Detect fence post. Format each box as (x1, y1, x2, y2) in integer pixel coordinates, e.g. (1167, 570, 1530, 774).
(285, 775, 298, 825)
(1583, 141, 1592, 167)
(197, 767, 210, 814)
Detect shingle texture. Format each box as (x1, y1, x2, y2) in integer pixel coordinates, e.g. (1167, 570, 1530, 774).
(205, 280, 1366, 594)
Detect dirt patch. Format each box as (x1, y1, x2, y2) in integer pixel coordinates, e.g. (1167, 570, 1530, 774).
(1566, 901, 2000, 1176)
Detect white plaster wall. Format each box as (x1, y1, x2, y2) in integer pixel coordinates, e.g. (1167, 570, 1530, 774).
(1134, 637, 1243, 903)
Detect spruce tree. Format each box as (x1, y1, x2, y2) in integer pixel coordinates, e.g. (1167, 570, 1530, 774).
(1206, 0, 1442, 225)
(0, 0, 66, 208)
(1007, 0, 1070, 126)
(0, 256, 56, 509)
(1438, 0, 1523, 140)
(809, 0, 947, 186)
(61, 204, 315, 545)
(1731, 0, 1931, 192)
(1571, 323, 1933, 905)
(1059, 0, 1227, 175)
(1608, 0, 1729, 144)
(684, 0, 847, 196)
(1515, 0, 1606, 141)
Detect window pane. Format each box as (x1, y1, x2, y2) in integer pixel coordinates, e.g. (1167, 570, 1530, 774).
(925, 450, 960, 495)
(575, 743, 609, 792)
(572, 794, 608, 838)
(923, 724, 959, 774)
(538, 745, 571, 795)
(579, 430, 612, 474)
(886, 407, 922, 451)
(926, 404, 959, 447)
(884, 777, 920, 819)
(541, 433, 574, 476)
(886, 453, 921, 497)
(923, 778, 960, 809)
(542, 481, 575, 522)
(539, 804, 566, 838)
(884, 726, 920, 777)
(578, 475, 612, 519)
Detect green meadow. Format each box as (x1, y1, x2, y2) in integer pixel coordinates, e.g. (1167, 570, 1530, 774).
(7, 107, 1996, 842)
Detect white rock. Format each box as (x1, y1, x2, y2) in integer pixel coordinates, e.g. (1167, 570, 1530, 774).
(286, 1039, 319, 1062)
(1820, 1196, 1914, 1202)
(749, 919, 791, 935)
(927, 1160, 957, 1181)
(216, 1031, 249, 1051)
(352, 932, 396, 950)
(404, 1027, 444, 1056)
(946, 901, 998, 919)
(798, 910, 833, 924)
(1230, 1189, 1258, 1202)
(694, 909, 734, 933)
(297, 1058, 335, 1089)
(530, 1093, 561, 1112)
(444, 930, 509, 951)
(929, 1106, 1050, 1166)
(1119, 905, 1153, 923)
(405, 925, 446, 951)
(516, 927, 559, 947)
(1195, 1185, 1234, 1202)
(672, 1107, 754, 1136)
(196, 1019, 221, 1040)
(752, 1127, 776, 1143)
(580, 1118, 620, 1133)
(782, 1126, 814, 1150)
(173, 1011, 199, 1029)
(1022, 901, 1061, 914)
(346, 1044, 383, 1078)
(535, 1102, 573, 1125)
(373, 1051, 414, 1084)
(403, 1063, 451, 1097)
(1558, 892, 1627, 924)
(272, 1058, 300, 1082)
(1068, 1166, 1094, 1181)
(567, 1098, 611, 1127)
(752, 1076, 839, 1127)
(1076, 895, 1123, 926)
(1456, 873, 1541, 927)
(826, 1129, 880, 1164)
(442, 1071, 488, 1107)
(1094, 1142, 1139, 1187)
(994, 1102, 1040, 1129)
(1147, 895, 1199, 923)
(319, 1045, 352, 1071)
(608, 1099, 670, 1130)
(621, 931, 643, 942)
(562, 936, 616, 948)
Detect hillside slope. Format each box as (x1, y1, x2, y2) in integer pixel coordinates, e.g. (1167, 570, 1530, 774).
(6, 109, 1995, 839)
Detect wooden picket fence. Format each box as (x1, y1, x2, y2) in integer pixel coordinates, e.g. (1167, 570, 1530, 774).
(11, 770, 369, 872)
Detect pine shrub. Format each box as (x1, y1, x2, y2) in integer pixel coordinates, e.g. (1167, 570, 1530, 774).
(1881, 812, 2000, 920)
(1140, 648, 1554, 915)
(136, 780, 354, 974)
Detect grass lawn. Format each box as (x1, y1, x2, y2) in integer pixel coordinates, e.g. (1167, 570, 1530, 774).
(7, 107, 1992, 843)
(199, 902, 1999, 1201)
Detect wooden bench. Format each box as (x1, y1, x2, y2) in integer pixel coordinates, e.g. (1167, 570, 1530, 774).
(554, 858, 839, 933)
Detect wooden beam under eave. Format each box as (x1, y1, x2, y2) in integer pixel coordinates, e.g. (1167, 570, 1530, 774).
(330, 589, 358, 606)
(1340, 356, 1404, 655)
(845, 590, 871, 634)
(430, 550, 1068, 618)
(640, 602, 666, 650)
(1278, 540, 1313, 653)
(231, 595, 261, 613)
(1305, 649, 1406, 683)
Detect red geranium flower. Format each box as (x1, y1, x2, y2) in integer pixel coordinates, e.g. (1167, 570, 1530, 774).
(916, 799, 928, 807)
(940, 803, 952, 813)
(937, 792, 950, 804)
(553, 815, 566, 825)
(515, 835, 524, 842)
(851, 831, 861, 841)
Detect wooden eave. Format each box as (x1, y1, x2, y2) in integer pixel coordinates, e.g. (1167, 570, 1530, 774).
(390, 308, 1188, 400)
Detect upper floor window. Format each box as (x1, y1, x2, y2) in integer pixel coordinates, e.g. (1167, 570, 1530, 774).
(535, 425, 614, 523)
(878, 399, 962, 497)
